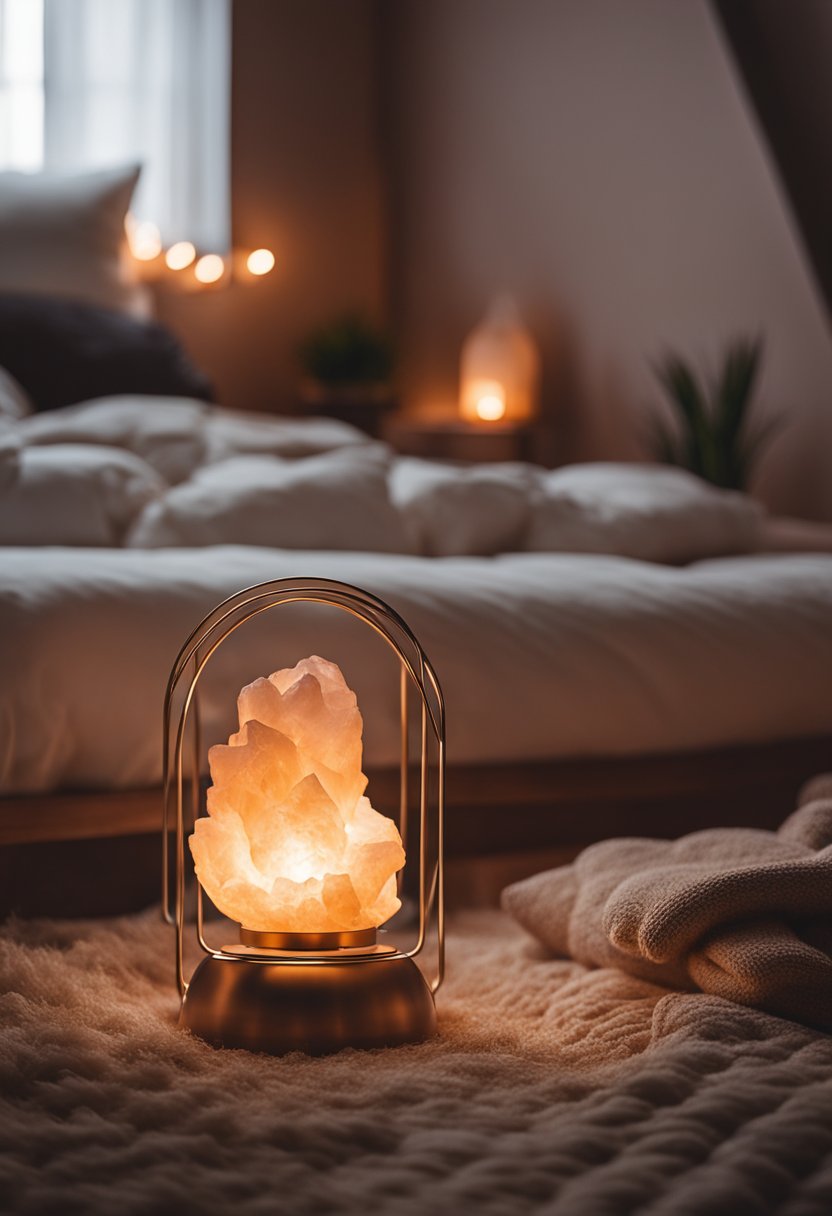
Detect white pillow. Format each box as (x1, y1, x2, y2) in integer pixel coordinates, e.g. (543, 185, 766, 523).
(204, 409, 372, 463)
(0, 164, 141, 313)
(526, 463, 764, 563)
(390, 457, 534, 556)
(0, 366, 34, 420)
(0, 444, 164, 546)
(127, 446, 415, 553)
(18, 395, 210, 484)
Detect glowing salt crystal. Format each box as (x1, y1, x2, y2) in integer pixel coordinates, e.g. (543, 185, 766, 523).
(190, 656, 404, 932)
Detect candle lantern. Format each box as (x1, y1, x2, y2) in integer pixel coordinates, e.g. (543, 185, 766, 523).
(459, 295, 540, 424)
(163, 577, 444, 1055)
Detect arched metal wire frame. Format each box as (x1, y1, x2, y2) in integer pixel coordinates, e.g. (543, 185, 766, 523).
(162, 577, 445, 1000)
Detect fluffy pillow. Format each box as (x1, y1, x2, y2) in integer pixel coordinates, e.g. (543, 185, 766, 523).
(525, 463, 764, 563)
(203, 410, 372, 463)
(0, 366, 34, 420)
(0, 293, 214, 412)
(18, 396, 211, 484)
(390, 458, 534, 556)
(0, 164, 141, 312)
(127, 446, 414, 553)
(0, 444, 164, 546)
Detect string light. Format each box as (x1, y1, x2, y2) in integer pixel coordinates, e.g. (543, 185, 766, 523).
(165, 241, 197, 271)
(194, 254, 225, 284)
(246, 248, 275, 276)
(127, 217, 162, 261)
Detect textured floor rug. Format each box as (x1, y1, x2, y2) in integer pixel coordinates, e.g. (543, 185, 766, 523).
(1, 908, 832, 1216)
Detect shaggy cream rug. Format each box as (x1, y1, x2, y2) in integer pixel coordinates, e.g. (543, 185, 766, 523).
(1, 908, 832, 1215)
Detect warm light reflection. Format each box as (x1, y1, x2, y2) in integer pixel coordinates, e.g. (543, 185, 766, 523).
(165, 241, 196, 271)
(127, 218, 162, 261)
(246, 247, 275, 276)
(475, 392, 507, 422)
(194, 253, 225, 284)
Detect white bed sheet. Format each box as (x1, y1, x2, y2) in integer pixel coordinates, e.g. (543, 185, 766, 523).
(1, 546, 831, 794)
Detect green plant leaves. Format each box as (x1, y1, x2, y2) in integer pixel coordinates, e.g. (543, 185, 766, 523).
(298, 315, 394, 386)
(650, 337, 774, 490)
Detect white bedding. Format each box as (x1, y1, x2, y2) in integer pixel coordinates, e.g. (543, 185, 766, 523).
(1, 397, 830, 796)
(2, 395, 765, 561)
(2, 546, 831, 794)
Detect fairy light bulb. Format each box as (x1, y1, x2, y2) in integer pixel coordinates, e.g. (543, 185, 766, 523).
(194, 254, 225, 284)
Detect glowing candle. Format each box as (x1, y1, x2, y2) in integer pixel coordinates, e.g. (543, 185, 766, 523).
(459, 296, 540, 424)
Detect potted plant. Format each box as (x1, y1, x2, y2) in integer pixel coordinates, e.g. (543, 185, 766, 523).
(649, 337, 779, 490)
(297, 314, 395, 436)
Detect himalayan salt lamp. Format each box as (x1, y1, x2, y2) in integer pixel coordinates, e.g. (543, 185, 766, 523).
(190, 656, 405, 934)
(168, 577, 443, 1055)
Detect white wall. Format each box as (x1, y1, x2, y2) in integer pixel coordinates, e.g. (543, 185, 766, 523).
(383, 0, 832, 517)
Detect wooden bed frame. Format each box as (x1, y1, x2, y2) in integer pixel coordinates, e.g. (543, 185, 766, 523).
(1, 733, 829, 917)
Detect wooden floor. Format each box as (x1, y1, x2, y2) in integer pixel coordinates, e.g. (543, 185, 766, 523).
(1, 734, 829, 918)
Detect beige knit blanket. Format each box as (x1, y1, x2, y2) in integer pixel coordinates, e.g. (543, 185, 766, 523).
(502, 775, 832, 1031)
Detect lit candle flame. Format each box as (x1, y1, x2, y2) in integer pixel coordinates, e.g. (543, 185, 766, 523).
(475, 390, 506, 422)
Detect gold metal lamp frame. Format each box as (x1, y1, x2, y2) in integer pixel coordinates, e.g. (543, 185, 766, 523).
(162, 577, 445, 1055)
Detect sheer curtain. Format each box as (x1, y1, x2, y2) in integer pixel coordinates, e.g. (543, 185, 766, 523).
(0, 0, 44, 170)
(42, 0, 231, 252)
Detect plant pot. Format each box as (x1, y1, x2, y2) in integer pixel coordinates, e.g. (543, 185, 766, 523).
(298, 380, 397, 437)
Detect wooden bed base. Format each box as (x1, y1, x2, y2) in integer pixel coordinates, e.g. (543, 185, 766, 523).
(1, 734, 829, 917)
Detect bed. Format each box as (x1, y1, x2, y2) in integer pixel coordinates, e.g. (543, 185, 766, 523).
(2, 387, 832, 917)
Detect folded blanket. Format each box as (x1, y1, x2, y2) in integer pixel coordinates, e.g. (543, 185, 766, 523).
(502, 779, 832, 1031)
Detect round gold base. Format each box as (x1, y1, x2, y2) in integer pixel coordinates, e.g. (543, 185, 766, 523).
(180, 951, 437, 1055)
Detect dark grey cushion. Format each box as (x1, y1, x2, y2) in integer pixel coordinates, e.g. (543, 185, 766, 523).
(0, 292, 214, 411)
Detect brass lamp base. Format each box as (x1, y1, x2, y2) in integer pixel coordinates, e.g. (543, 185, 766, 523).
(180, 948, 437, 1055)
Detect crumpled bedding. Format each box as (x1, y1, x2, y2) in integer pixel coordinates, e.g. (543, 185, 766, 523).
(1, 907, 831, 1215)
(1, 394, 765, 560)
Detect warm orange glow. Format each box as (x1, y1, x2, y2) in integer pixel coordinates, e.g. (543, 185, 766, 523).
(246, 247, 275, 276)
(462, 378, 507, 424)
(475, 390, 507, 422)
(194, 253, 225, 284)
(165, 241, 196, 271)
(127, 218, 162, 261)
(189, 658, 405, 933)
(459, 297, 540, 423)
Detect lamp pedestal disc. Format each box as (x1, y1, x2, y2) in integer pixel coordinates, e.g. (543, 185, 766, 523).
(180, 950, 437, 1055)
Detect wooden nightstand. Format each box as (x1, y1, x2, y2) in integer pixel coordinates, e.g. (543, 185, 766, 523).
(384, 417, 535, 464)
(295, 387, 397, 439)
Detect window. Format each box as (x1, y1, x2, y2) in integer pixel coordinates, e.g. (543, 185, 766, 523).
(0, 0, 44, 171)
(0, 0, 230, 252)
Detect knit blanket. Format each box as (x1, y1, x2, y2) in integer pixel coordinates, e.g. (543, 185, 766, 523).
(503, 776, 832, 1030)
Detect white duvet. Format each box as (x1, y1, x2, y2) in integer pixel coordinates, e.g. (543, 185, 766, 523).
(1, 394, 765, 561)
(2, 546, 831, 794)
(1, 395, 830, 795)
